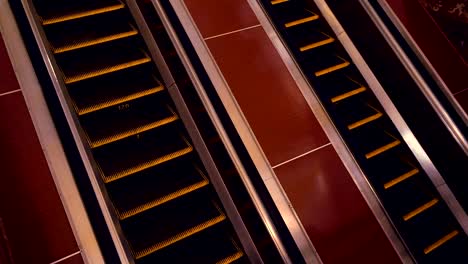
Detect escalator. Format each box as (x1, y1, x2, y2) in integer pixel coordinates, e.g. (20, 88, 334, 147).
(258, 0, 468, 263)
(9, 0, 282, 262)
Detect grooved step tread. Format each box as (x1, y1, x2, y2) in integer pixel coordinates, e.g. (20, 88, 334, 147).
(403, 198, 439, 221)
(332, 86, 366, 103)
(135, 213, 226, 259)
(76, 84, 164, 115)
(64, 56, 151, 84)
(88, 106, 178, 148)
(102, 144, 193, 183)
(118, 172, 209, 220)
(300, 35, 334, 52)
(216, 251, 244, 264)
(315, 58, 350, 77)
(53, 26, 138, 54)
(348, 112, 382, 130)
(41, 0, 125, 25)
(285, 13, 319, 27)
(365, 137, 401, 159)
(424, 230, 459, 254)
(384, 168, 419, 189)
(271, 0, 288, 4)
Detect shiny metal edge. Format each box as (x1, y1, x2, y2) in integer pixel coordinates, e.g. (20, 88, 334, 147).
(359, 0, 468, 235)
(361, 0, 468, 156)
(19, 1, 134, 263)
(166, 0, 319, 262)
(376, 0, 468, 126)
(246, 0, 413, 262)
(125, 1, 263, 262)
(0, 2, 103, 263)
(313, 0, 468, 235)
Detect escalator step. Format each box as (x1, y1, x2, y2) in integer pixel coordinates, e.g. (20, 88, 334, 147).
(38, 0, 125, 25)
(121, 195, 226, 259)
(335, 99, 382, 130)
(93, 126, 193, 183)
(45, 13, 138, 54)
(81, 96, 178, 148)
(69, 67, 163, 115)
(316, 73, 366, 103)
(287, 24, 334, 52)
(137, 224, 242, 264)
(56, 39, 151, 84)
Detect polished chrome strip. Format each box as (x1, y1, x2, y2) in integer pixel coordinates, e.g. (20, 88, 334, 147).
(359, 0, 468, 235)
(376, 0, 468, 126)
(125, 1, 263, 262)
(362, 0, 468, 156)
(166, 0, 313, 262)
(0, 1, 104, 263)
(246, 0, 413, 262)
(312, 0, 468, 235)
(19, 1, 134, 262)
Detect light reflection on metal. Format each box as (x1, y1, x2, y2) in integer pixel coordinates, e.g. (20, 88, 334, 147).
(167, 0, 319, 262)
(246, 0, 414, 262)
(0, 1, 104, 263)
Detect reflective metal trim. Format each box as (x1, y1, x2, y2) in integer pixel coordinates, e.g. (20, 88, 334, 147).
(359, 0, 468, 235)
(361, 0, 468, 156)
(125, 1, 262, 262)
(246, 0, 413, 262)
(315, 0, 468, 235)
(165, 0, 310, 262)
(376, 0, 468, 126)
(0, 1, 104, 263)
(18, 0, 134, 262)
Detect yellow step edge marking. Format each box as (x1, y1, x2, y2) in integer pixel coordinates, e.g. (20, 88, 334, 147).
(348, 112, 383, 130)
(384, 168, 419, 189)
(365, 139, 401, 159)
(54, 28, 138, 54)
(91, 108, 178, 148)
(104, 145, 193, 183)
(315, 60, 350, 77)
(331, 86, 366, 103)
(403, 199, 439, 221)
(119, 178, 209, 220)
(216, 252, 244, 264)
(42, 2, 125, 25)
(65, 57, 151, 84)
(300, 37, 334, 52)
(285, 14, 319, 28)
(78, 85, 164, 115)
(424, 230, 459, 254)
(135, 214, 226, 259)
(271, 0, 288, 4)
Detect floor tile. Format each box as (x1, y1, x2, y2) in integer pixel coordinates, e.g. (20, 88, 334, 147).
(56, 253, 83, 264)
(0, 92, 78, 264)
(207, 27, 329, 166)
(274, 145, 400, 264)
(183, 0, 259, 38)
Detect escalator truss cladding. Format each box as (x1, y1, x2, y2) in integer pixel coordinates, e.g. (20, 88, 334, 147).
(28, 0, 250, 262)
(258, 0, 468, 263)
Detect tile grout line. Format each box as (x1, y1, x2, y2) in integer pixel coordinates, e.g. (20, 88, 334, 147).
(272, 142, 332, 169)
(453, 87, 468, 96)
(204, 24, 261, 40)
(49, 251, 81, 264)
(0, 89, 20, 97)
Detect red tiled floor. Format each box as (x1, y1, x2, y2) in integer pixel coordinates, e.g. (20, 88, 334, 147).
(455, 89, 468, 113)
(0, 36, 19, 95)
(58, 253, 84, 264)
(183, 0, 259, 38)
(274, 145, 400, 264)
(207, 27, 329, 166)
(0, 92, 78, 264)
